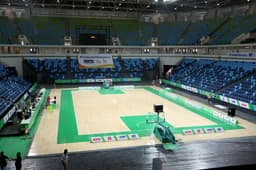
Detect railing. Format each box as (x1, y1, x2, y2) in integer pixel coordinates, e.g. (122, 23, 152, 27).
(0, 44, 256, 60)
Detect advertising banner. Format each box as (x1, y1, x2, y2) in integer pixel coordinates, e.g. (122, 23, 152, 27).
(78, 54, 114, 68)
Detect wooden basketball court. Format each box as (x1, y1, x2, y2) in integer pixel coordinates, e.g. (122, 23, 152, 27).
(28, 86, 256, 156)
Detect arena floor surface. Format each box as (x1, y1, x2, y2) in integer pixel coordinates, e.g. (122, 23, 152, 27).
(28, 85, 256, 156)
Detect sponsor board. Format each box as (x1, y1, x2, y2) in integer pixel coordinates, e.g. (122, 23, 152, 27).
(78, 54, 114, 68)
(91, 137, 103, 143)
(103, 136, 116, 142)
(193, 128, 204, 134)
(215, 127, 224, 133)
(128, 134, 139, 140)
(116, 135, 128, 141)
(204, 128, 214, 133)
(212, 111, 237, 125)
(183, 129, 193, 135)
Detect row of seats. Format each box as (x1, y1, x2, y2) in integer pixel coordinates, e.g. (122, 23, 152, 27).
(208, 14, 256, 44)
(168, 58, 256, 105)
(180, 18, 225, 45)
(0, 98, 12, 117)
(219, 75, 256, 105)
(1, 15, 256, 45)
(0, 64, 9, 78)
(0, 76, 31, 102)
(25, 58, 158, 80)
(0, 64, 32, 117)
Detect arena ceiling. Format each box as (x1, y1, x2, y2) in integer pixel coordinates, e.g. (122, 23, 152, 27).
(0, 0, 253, 13)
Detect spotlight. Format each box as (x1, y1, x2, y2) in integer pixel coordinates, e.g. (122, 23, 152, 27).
(29, 48, 37, 53)
(143, 48, 150, 53)
(73, 48, 80, 54)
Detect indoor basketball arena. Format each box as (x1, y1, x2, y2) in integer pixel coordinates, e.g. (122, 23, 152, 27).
(0, 0, 256, 169)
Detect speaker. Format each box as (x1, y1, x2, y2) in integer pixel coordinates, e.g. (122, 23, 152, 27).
(228, 108, 236, 117)
(154, 104, 163, 113)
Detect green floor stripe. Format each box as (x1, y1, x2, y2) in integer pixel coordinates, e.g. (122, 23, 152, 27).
(98, 88, 124, 95)
(0, 89, 50, 159)
(58, 90, 79, 144)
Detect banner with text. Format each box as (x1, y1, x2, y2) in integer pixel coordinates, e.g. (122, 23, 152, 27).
(162, 79, 256, 112)
(78, 54, 114, 68)
(227, 52, 256, 58)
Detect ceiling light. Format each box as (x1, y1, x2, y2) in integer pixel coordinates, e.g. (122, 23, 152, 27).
(163, 0, 178, 3)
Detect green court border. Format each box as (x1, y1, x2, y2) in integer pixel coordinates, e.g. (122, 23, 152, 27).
(57, 87, 243, 144)
(98, 88, 125, 95)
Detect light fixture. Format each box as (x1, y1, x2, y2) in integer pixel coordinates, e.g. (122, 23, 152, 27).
(163, 0, 178, 3)
(29, 48, 37, 53)
(73, 48, 80, 54)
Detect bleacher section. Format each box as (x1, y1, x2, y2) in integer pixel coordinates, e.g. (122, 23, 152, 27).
(167, 58, 256, 110)
(0, 17, 18, 44)
(219, 75, 256, 105)
(181, 18, 225, 45)
(0, 76, 31, 102)
(0, 64, 31, 118)
(158, 22, 189, 45)
(1, 15, 256, 45)
(17, 17, 65, 45)
(25, 58, 159, 81)
(113, 20, 153, 45)
(208, 14, 256, 45)
(26, 59, 44, 72)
